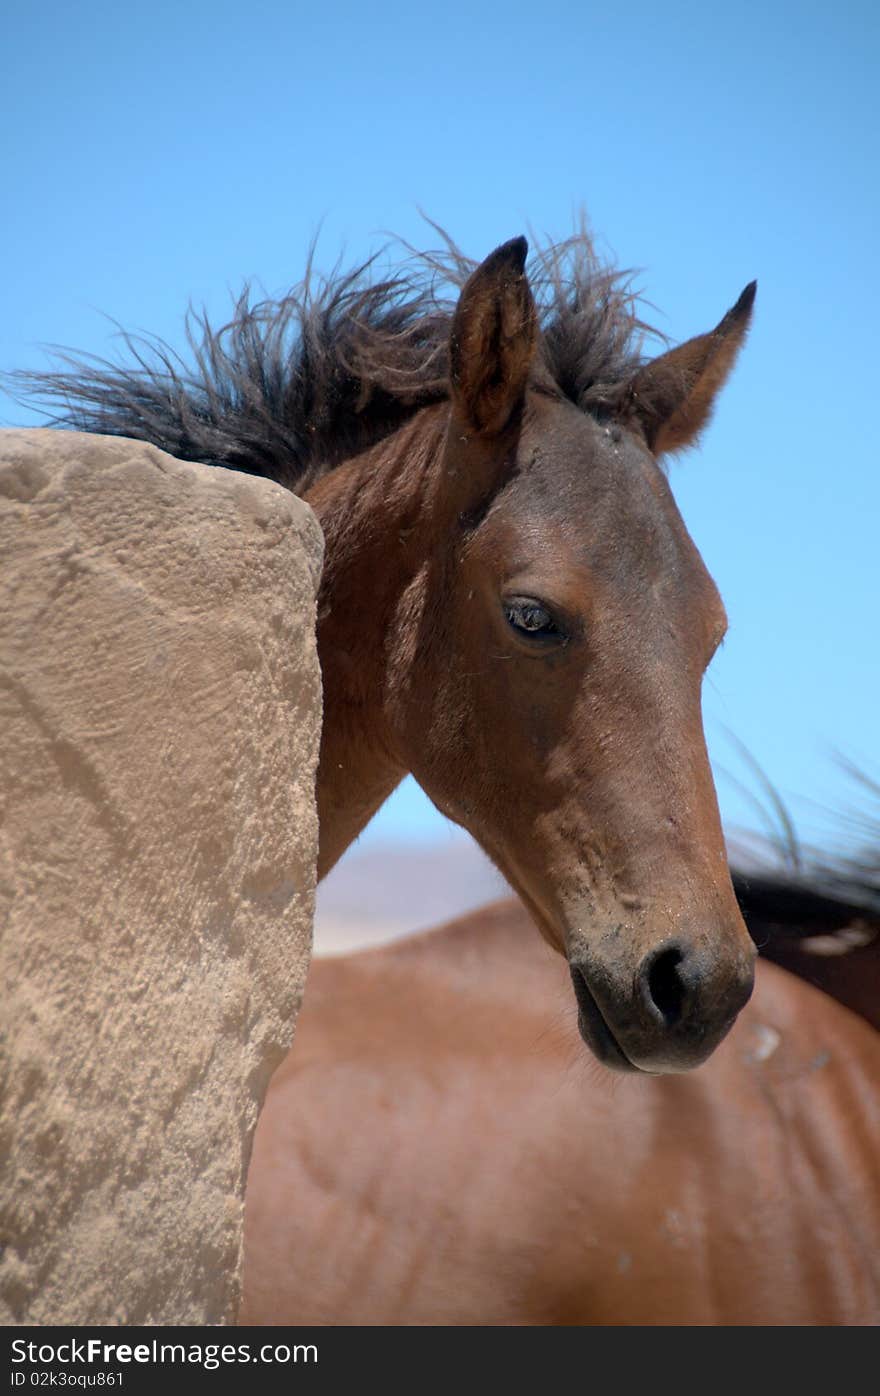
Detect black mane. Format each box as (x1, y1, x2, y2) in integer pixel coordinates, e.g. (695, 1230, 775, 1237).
(731, 767, 880, 951)
(10, 227, 656, 495)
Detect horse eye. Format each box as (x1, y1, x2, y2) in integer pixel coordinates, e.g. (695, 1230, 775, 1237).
(503, 597, 560, 638)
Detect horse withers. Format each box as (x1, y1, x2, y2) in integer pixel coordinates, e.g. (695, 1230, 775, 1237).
(20, 227, 757, 1071)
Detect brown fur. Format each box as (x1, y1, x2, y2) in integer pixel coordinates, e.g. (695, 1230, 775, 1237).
(242, 904, 880, 1325)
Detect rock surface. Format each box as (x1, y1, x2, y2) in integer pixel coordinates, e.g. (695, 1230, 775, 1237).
(0, 429, 323, 1325)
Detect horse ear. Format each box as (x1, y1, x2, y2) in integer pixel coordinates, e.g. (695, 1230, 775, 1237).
(621, 282, 756, 455)
(449, 237, 538, 436)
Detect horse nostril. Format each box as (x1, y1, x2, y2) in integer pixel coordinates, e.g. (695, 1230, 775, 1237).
(643, 944, 687, 1026)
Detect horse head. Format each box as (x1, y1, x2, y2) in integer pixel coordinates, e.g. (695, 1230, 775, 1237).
(389, 237, 756, 1072)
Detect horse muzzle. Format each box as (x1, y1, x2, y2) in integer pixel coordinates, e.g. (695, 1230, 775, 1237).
(569, 933, 757, 1073)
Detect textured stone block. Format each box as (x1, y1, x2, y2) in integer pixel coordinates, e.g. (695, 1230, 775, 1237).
(0, 429, 323, 1325)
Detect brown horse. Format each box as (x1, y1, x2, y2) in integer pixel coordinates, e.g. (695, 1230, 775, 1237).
(18, 226, 757, 1072)
(241, 886, 880, 1326)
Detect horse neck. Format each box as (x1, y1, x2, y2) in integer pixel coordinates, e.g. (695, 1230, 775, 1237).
(304, 406, 449, 878)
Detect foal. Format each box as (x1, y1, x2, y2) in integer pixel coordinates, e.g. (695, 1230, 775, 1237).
(22, 229, 757, 1071)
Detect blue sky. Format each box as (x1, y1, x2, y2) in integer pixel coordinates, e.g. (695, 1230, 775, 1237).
(3, 0, 877, 856)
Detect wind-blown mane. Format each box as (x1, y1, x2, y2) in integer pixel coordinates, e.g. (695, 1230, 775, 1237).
(729, 773, 880, 1033)
(732, 766, 880, 954)
(11, 228, 656, 495)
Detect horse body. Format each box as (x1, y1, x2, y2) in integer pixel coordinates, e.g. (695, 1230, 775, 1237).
(241, 899, 880, 1326)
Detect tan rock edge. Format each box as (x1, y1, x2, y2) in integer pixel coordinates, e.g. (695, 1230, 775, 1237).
(0, 429, 323, 1325)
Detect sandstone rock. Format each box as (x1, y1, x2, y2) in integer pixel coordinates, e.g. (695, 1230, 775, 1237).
(0, 429, 323, 1325)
